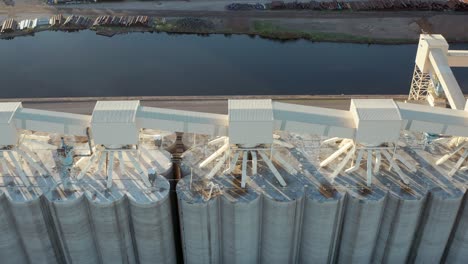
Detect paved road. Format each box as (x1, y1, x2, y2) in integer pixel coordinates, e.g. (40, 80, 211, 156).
(15, 95, 409, 115)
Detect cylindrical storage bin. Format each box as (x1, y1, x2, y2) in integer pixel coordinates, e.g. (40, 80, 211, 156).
(8, 196, 60, 264)
(50, 195, 100, 264)
(444, 191, 468, 263)
(129, 175, 176, 264)
(144, 149, 173, 178)
(177, 177, 220, 264)
(219, 175, 261, 264)
(337, 190, 386, 264)
(88, 195, 136, 264)
(409, 187, 464, 263)
(0, 193, 28, 264)
(299, 186, 344, 264)
(255, 173, 305, 264)
(372, 182, 426, 264)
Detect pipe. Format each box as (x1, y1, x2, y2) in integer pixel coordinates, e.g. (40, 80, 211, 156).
(0, 155, 9, 175)
(258, 150, 287, 187)
(330, 146, 355, 181)
(206, 150, 230, 180)
(448, 149, 468, 177)
(436, 142, 467, 165)
(208, 136, 227, 146)
(395, 153, 417, 172)
(272, 151, 297, 175)
(77, 151, 101, 180)
(366, 150, 373, 187)
(118, 151, 125, 176)
(15, 148, 47, 176)
(97, 151, 106, 175)
(241, 151, 248, 188)
(381, 149, 409, 184)
(251, 151, 257, 175)
(106, 151, 114, 188)
(322, 137, 340, 145)
(73, 127, 94, 157)
(199, 142, 229, 169)
(373, 150, 381, 175)
(320, 141, 354, 168)
(224, 151, 240, 174)
(7, 152, 30, 187)
(345, 149, 364, 173)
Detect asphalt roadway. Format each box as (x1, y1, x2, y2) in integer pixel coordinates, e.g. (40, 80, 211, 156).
(1, 95, 409, 115)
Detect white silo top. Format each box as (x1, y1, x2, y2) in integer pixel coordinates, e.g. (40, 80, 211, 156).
(91, 101, 140, 145)
(228, 99, 274, 145)
(228, 99, 273, 122)
(350, 99, 402, 145)
(91, 100, 140, 124)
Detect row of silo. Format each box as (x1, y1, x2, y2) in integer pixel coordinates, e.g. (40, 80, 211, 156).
(0, 192, 30, 264)
(1, 131, 467, 264)
(176, 136, 467, 264)
(0, 144, 178, 264)
(0, 163, 64, 264)
(176, 170, 306, 264)
(445, 191, 468, 263)
(405, 147, 466, 263)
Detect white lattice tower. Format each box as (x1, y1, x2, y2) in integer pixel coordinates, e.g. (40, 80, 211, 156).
(408, 65, 432, 101)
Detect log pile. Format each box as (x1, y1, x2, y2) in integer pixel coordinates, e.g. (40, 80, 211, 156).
(227, 0, 468, 11)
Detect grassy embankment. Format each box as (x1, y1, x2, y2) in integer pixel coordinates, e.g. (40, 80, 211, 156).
(250, 20, 415, 44)
(1, 18, 416, 44)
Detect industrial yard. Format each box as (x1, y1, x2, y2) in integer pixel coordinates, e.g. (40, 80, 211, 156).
(1, 0, 468, 42)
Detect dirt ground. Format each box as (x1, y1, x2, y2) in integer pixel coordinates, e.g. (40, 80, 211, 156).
(1, 0, 468, 43)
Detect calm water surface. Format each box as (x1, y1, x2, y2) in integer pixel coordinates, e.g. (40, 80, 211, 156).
(1, 30, 467, 98)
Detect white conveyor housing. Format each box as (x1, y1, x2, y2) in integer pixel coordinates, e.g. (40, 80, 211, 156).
(136, 106, 228, 136)
(397, 102, 468, 138)
(14, 107, 91, 136)
(272, 101, 356, 139)
(447, 50, 468, 67)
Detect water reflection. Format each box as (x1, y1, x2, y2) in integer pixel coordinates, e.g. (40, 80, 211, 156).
(0, 30, 467, 98)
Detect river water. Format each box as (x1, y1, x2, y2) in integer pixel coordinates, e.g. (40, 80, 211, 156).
(1, 30, 467, 98)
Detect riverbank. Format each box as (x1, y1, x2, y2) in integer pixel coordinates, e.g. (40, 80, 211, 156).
(1, 14, 465, 44)
(2, 0, 468, 43)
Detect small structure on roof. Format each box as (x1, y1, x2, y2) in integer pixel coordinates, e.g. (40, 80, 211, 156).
(228, 99, 274, 146)
(350, 99, 402, 146)
(0, 102, 48, 186)
(91, 100, 140, 146)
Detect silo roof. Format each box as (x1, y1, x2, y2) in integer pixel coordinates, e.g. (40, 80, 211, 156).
(228, 99, 273, 122)
(91, 100, 140, 123)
